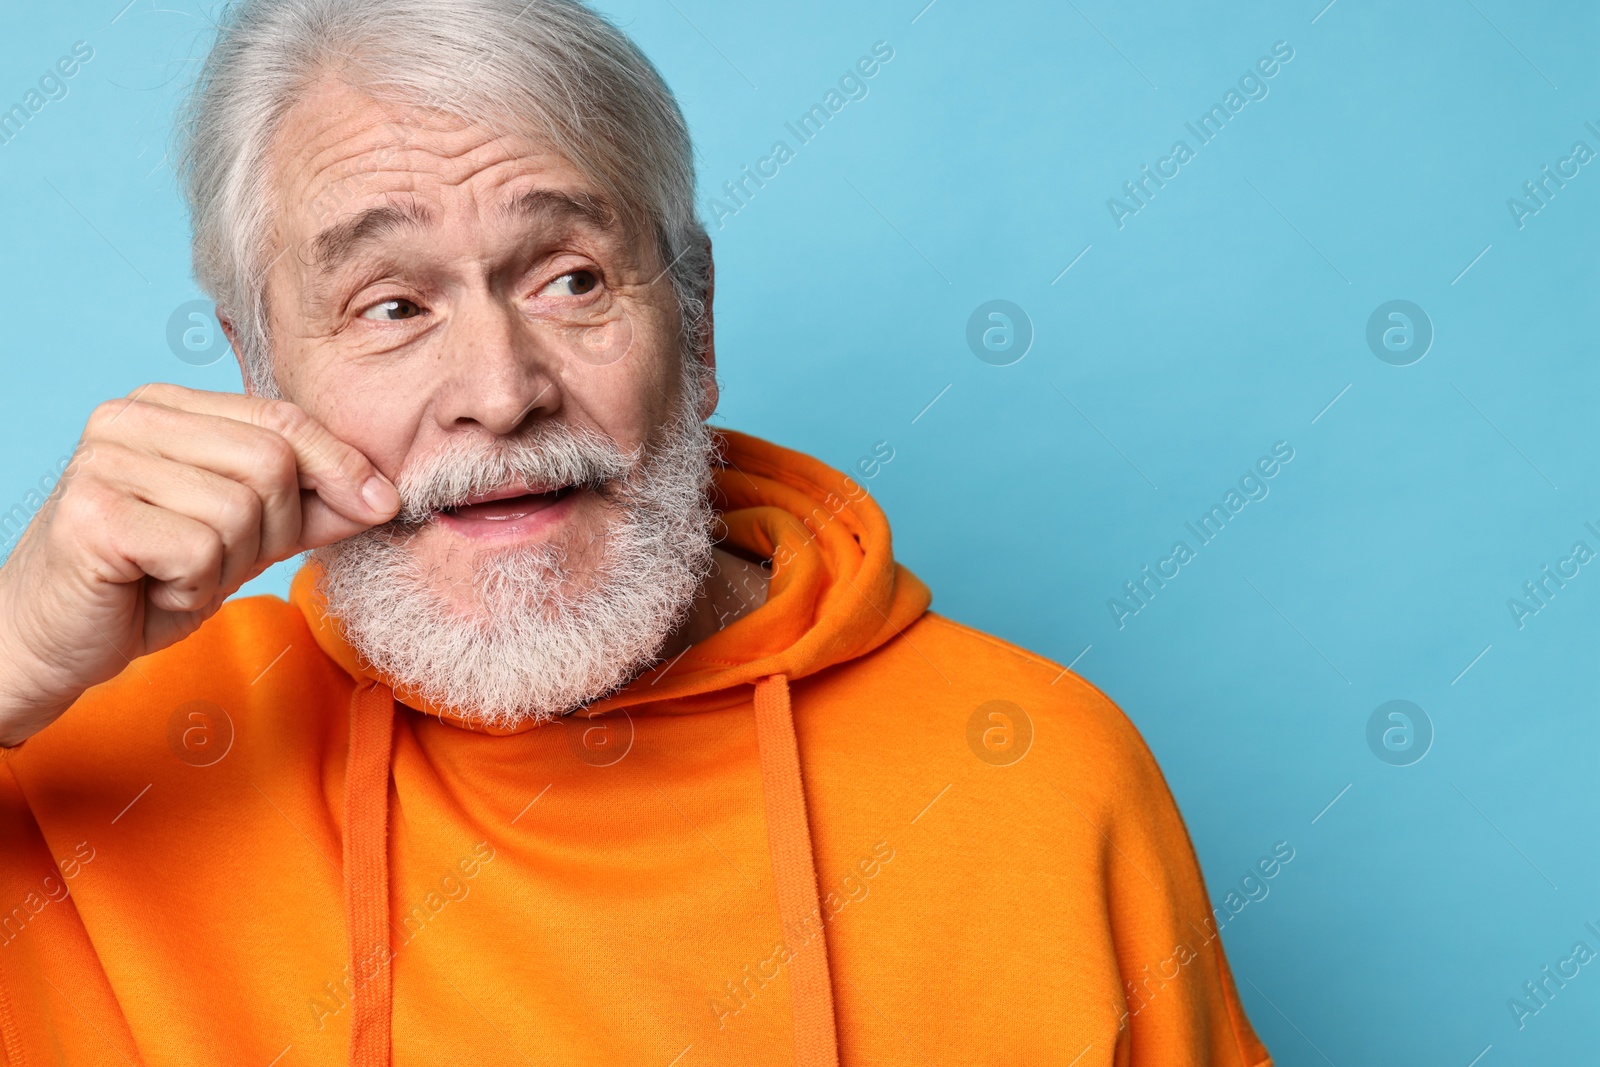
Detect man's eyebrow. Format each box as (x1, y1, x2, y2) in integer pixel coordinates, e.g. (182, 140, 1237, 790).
(308, 202, 434, 274)
(499, 188, 617, 231)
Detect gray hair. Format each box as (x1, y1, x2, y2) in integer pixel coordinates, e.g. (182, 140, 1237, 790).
(174, 0, 711, 397)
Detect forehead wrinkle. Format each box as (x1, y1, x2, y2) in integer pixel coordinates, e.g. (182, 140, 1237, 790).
(271, 91, 641, 289)
(280, 99, 400, 192)
(275, 90, 499, 222)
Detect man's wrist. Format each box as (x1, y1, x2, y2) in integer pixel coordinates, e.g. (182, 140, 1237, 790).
(0, 591, 68, 748)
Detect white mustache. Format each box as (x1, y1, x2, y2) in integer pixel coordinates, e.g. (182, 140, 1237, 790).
(390, 424, 636, 525)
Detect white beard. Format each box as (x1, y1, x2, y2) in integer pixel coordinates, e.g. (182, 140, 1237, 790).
(311, 378, 718, 730)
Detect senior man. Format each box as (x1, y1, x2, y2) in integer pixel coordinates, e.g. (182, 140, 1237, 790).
(0, 1, 1272, 1064)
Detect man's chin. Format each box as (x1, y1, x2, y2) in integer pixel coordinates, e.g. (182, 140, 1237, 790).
(433, 563, 600, 631)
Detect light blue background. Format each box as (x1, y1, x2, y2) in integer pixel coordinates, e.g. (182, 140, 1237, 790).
(2, 0, 1596, 1061)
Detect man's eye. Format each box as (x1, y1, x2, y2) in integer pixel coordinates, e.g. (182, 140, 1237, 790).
(361, 298, 423, 321)
(543, 270, 598, 297)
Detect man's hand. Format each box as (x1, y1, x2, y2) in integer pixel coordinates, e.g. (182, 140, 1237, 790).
(0, 383, 400, 746)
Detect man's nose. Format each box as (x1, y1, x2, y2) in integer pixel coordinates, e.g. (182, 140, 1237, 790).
(435, 292, 561, 435)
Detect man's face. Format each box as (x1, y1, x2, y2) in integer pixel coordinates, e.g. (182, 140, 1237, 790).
(261, 76, 708, 612)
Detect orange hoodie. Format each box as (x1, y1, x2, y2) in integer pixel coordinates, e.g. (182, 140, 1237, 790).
(0, 429, 1271, 1066)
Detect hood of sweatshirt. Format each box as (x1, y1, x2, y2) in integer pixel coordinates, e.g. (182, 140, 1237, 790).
(289, 428, 931, 1067)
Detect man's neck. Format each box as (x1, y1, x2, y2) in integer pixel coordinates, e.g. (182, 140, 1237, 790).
(654, 546, 771, 665)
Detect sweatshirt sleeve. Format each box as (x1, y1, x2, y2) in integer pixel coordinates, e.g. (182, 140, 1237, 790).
(0, 752, 142, 1063)
(1072, 676, 1275, 1066)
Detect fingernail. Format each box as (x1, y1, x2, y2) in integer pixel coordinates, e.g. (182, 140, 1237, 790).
(362, 474, 399, 515)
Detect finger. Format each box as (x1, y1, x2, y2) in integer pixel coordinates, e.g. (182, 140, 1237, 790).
(87, 492, 225, 614)
(92, 402, 305, 562)
(116, 385, 400, 525)
(89, 444, 264, 596)
(95, 405, 376, 557)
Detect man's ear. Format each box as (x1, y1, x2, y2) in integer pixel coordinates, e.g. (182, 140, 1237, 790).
(695, 239, 718, 421)
(218, 314, 255, 396)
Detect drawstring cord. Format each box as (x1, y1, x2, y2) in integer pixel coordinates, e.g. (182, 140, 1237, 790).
(345, 680, 396, 1067)
(753, 674, 842, 1067)
(341, 674, 841, 1067)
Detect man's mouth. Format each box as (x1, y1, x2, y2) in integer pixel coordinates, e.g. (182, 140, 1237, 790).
(433, 483, 582, 536)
